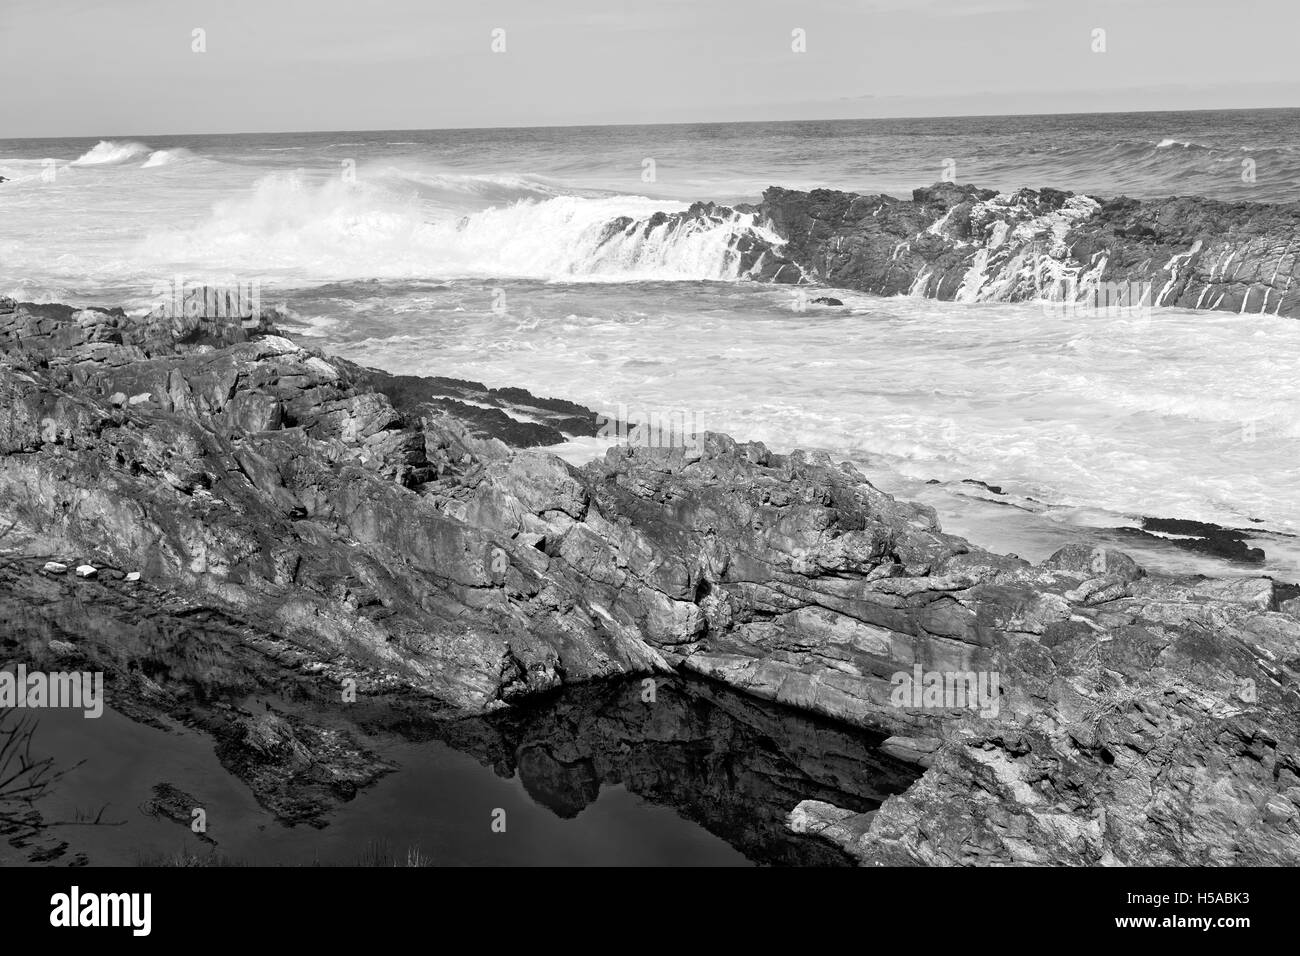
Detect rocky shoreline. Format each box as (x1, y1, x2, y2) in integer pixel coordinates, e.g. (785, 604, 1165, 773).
(657, 182, 1300, 318)
(2, 293, 1299, 865)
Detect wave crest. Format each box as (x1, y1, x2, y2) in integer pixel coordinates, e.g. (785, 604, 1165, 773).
(142, 148, 195, 168)
(142, 172, 777, 282)
(70, 140, 151, 166)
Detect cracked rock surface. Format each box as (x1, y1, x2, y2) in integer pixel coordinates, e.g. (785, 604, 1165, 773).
(2, 297, 1297, 865)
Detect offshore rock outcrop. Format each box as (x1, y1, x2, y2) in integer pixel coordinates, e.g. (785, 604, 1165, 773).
(659, 183, 1300, 317)
(2, 299, 1298, 865)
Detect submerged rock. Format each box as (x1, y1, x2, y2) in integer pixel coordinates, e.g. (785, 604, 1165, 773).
(139, 783, 216, 845)
(1116, 515, 1268, 564)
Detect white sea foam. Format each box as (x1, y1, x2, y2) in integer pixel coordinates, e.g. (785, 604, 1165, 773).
(70, 140, 150, 166)
(4, 121, 1297, 574)
(141, 148, 194, 168)
(345, 284, 1300, 556)
(139, 172, 778, 282)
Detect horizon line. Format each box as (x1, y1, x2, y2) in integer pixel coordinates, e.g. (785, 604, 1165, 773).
(3, 104, 1296, 143)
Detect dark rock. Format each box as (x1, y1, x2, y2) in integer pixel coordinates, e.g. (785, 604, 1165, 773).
(1114, 516, 1269, 564)
(961, 479, 1005, 495)
(353, 369, 602, 445)
(139, 783, 216, 845)
(641, 183, 1300, 318)
(810, 296, 844, 306)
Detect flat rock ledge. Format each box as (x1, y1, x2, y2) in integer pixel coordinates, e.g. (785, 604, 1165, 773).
(1, 297, 1298, 865)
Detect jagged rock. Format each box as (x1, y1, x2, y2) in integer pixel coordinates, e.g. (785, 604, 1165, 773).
(649, 183, 1300, 318)
(0, 303, 1296, 865)
(74, 565, 97, 578)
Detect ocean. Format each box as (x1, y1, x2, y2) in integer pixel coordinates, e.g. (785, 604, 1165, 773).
(2, 109, 1298, 578)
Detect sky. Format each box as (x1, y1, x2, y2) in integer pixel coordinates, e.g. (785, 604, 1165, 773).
(0, 0, 1297, 137)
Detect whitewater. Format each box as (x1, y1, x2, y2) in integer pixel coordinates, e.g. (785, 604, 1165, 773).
(1, 111, 1298, 578)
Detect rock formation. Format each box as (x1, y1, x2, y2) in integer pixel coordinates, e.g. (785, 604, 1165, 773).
(640, 183, 1300, 317)
(1, 297, 1297, 865)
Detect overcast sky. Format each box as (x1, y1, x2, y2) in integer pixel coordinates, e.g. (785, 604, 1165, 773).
(1, 0, 1296, 137)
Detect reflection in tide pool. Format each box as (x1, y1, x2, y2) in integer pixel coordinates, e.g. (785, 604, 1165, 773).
(6, 591, 917, 867)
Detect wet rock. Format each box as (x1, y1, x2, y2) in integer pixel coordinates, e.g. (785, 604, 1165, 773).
(660, 183, 1300, 318)
(139, 783, 216, 845)
(355, 368, 603, 446)
(961, 478, 1004, 495)
(1115, 516, 1268, 564)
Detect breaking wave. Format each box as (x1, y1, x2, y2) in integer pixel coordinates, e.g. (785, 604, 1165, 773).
(142, 148, 195, 168)
(142, 172, 779, 282)
(70, 140, 151, 166)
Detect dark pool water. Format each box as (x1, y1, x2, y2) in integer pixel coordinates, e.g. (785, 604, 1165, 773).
(8, 673, 921, 867)
(0, 581, 919, 867)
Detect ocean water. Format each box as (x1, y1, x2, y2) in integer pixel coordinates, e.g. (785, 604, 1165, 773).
(1, 110, 1298, 578)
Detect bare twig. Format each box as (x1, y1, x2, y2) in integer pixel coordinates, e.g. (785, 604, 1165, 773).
(0, 710, 106, 835)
